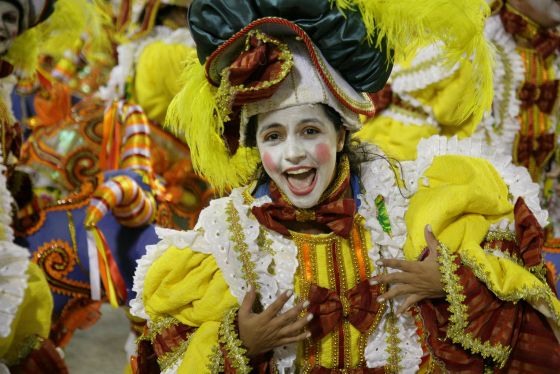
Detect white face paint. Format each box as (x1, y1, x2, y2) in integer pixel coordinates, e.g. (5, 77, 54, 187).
(510, 0, 560, 27)
(256, 104, 345, 209)
(0, 2, 19, 56)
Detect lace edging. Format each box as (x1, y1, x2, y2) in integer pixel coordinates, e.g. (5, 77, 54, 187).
(129, 226, 204, 320)
(0, 242, 30, 338)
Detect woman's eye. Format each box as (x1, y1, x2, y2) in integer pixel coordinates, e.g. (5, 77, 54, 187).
(4, 12, 17, 24)
(264, 133, 280, 142)
(303, 127, 320, 136)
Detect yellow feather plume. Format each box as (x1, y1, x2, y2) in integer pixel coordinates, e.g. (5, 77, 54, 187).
(165, 53, 260, 194)
(332, 0, 494, 125)
(6, 0, 93, 74)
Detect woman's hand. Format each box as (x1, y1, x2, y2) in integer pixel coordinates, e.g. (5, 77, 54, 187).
(238, 288, 312, 357)
(370, 224, 445, 315)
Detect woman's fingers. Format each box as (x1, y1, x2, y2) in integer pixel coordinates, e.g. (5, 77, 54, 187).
(396, 294, 422, 315)
(262, 289, 294, 320)
(239, 286, 256, 317)
(274, 300, 308, 326)
(424, 225, 440, 256)
(276, 330, 311, 346)
(377, 284, 413, 302)
(370, 271, 414, 286)
(377, 258, 414, 272)
(278, 313, 313, 337)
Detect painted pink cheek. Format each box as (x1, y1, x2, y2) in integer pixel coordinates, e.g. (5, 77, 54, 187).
(315, 143, 332, 164)
(262, 152, 277, 172)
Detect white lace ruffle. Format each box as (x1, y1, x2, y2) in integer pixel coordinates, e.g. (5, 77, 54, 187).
(381, 106, 438, 128)
(0, 164, 14, 243)
(359, 154, 423, 371)
(97, 26, 195, 102)
(391, 43, 460, 94)
(0, 242, 30, 338)
(129, 227, 206, 320)
(475, 16, 525, 156)
(197, 188, 301, 371)
(413, 136, 548, 228)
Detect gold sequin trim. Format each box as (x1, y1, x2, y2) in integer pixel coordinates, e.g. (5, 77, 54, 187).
(384, 312, 402, 373)
(158, 333, 193, 371)
(146, 316, 181, 342)
(485, 229, 517, 243)
(227, 200, 259, 290)
(217, 307, 251, 374)
(216, 30, 294, 121)
(460, 249, 560, 326)
(438, 243, 512, 368)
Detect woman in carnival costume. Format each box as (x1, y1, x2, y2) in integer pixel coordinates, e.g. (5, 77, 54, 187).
(0, 0, 89, 372)
(131, 0, 560, 372)
(356, 0, 560, 292)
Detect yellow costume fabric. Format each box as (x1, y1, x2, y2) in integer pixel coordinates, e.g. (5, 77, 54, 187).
(356, 59, 479, 161)
(0, 263, 53, 365)
(137, 151, 560, 372)
(405, 155, 560, 336)
(133, 41, 197, 124)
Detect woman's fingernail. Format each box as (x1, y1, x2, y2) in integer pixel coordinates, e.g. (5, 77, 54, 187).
(306, 313, 314, 321)
(285, 289, 294, 298)
(377, 297, 385, 303)
(306, 332, 312, 338)
(302, 300, 310, 308)
(369, 279, 378, 285)
(376, 260, 383, 266)
(427, 224, 433, 233)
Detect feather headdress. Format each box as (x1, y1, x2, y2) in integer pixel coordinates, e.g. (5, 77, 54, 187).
(166, 0, 494, 193)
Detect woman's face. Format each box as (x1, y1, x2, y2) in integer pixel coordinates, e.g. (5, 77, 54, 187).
(509, 0, 560, 28)
(0, 2, 19, 56)
(256, 104, 345, 209)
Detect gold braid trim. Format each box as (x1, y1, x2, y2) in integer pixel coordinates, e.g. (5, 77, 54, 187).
(438, 243, 512, 368)
(4, 335, 44, 367)
(209, 307, 251, 374)
(158, 335, 194, 371)
(482, 244, 523, 266)
(208, 345, 225, 373)
(226, 200, 259, 290)
(384, 312, 402, 373)
(484, 229, 517, 243)
(146, 316, 182, 342)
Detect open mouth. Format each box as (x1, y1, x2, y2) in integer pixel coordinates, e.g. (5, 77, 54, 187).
(284, 167, 317, 196)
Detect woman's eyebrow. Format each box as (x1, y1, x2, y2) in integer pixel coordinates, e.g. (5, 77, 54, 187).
(298, 118, 323, 126)
(258, 123, 282, 135)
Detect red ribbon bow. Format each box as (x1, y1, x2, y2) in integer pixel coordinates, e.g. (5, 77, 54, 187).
(307, 281, 384, 340)
(518, 80, 559, 114)
(515, 133, 556, 170)
(251, 176, 356, 238)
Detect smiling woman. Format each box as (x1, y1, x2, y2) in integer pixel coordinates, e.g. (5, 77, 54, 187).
(130, 0, 560, 373)
(255, 105, 345, 209)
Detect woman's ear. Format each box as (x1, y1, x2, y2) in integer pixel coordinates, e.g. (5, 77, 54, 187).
(337, 129, 347, 152)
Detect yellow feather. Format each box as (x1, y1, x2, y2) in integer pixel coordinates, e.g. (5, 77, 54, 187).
(6, 0, 92, 74)
(332, 0, 494, 125)
(165, 54, 260, 194)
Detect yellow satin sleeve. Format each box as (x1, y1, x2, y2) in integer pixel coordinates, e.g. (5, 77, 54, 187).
(404, 155, 560, 322)
(142, 245, 237, 373)
(0, 262, 53, 363)
(356, 60, 479, 162)
(356, 115, 438, 161)
(413, 62, 479, 137)
(133, 42, 198, 124)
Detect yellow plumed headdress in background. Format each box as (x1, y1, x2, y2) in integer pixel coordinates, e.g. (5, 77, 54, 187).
(166, 0, 494, 194)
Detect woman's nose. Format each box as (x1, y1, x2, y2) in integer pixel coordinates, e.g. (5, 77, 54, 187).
(284, 138, 306, 164)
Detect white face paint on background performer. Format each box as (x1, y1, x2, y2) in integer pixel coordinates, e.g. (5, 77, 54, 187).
(508, 0, 560, 27)
(0, 2, 19, 55)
